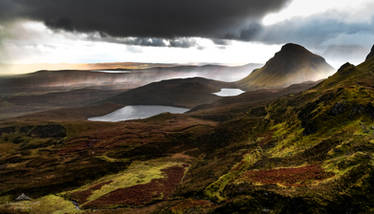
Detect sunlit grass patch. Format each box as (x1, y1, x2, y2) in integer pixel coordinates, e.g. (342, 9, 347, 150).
(0, 195, 80, 214)
(64, 159, 186, 206)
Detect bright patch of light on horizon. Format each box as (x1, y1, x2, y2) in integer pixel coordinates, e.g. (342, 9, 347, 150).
(263, 0, 374, 25)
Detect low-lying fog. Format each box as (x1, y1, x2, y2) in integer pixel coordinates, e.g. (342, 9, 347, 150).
(0, 63, 262, 96)
(91, 63, 262, 84)
(88, 105, 189, 122)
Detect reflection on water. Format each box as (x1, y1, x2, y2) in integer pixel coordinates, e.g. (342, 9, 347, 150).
(213, 88, 245, 97)
(88, 105, 189, 122)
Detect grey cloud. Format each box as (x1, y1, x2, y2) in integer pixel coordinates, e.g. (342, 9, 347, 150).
(322, 45, 370, 63)
(248, 14, 374, 48)
(225, 12, 374, 65)
(0, 0, 290, 40)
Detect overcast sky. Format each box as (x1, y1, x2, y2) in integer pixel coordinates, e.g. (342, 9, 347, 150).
(1, 0, 374, 74)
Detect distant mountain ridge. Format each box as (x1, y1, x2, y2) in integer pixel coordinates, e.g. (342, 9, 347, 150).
(238, 43, 334, 90)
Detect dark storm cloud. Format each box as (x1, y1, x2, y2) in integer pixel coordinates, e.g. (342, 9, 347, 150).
(226, 22, 263, 41)
(0, 0, 290, 39)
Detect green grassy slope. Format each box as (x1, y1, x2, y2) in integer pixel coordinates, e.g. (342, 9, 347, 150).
(185, 53, 374, 213)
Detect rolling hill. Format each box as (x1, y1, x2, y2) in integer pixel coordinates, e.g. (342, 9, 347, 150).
(106, 77, 234, 108)
(238, 43, 334, 90)
(0, 88, 127, 120)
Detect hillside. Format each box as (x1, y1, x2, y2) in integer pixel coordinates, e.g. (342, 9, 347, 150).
(106, 77, 233, 108)
(188, 81, 320, 121)
(0, 88, 127, 120)
(0, 47, 373, 213)
(238, 43, 334, 90)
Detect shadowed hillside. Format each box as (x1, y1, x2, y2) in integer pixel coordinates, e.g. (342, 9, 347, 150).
(238, 43, 334, 90)
(0, 89, 127, 120)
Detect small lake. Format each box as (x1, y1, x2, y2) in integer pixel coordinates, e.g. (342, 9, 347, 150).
(213, 88, 245, 97)
(88, 105, 190, 122)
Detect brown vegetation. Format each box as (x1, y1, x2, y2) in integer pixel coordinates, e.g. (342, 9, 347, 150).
(84, 166, 186, 208)
(240, 165, 334, 187)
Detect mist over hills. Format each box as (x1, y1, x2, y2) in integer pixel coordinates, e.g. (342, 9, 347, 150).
(0, 63, 260, 96)
(74, 44, 335, 111)
(238, 43, 334, 90)
(0, 43, 337, 120)
(0, 63, 259, 119)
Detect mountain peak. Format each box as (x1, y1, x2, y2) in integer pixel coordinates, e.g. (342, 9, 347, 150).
(281, 43, 309, 52)
(339, 62, 355, 70)
(336, 62, 355, 75)
(276, 43, 317, 60)
(238, 43, 334, 89)
(366, 44, 374, 61)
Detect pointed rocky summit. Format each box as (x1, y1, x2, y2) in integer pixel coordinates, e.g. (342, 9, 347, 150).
(238, 43, 334, 89)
